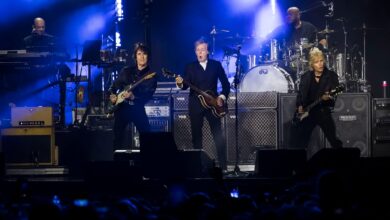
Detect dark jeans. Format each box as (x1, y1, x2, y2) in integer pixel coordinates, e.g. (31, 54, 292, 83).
(189, 106, 227, 170)
(292, 107, 343, 149)
(113, 103, 150, 150)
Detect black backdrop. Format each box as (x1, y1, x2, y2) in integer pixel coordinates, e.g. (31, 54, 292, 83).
(0, 0, 389, 97)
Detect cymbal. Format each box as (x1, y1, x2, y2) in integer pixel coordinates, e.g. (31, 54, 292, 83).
(292, 43, 314, 49)
(318, 28, 335, 34)
(210, 28, 230, 35)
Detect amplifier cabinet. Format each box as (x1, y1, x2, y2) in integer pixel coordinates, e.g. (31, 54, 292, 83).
(325, 93, 371, 157)
(172, 91, 190, 111)
(228, 92, 278, 109)
(226, 109, 277, 165)
(1, 127, 58, 166)
(372, 98, 390, 157)
(11, 107, 53, 127)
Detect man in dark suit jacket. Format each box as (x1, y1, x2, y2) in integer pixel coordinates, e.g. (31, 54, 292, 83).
(293, 47, 342, 149)
(176, 38, 230, 171)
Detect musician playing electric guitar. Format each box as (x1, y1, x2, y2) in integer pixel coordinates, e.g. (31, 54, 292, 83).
(108, 43, 157, 151)
(175, 38, 230, 172)
(291, 47, 343, 149)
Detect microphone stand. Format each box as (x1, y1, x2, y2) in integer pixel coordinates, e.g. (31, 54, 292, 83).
(225, 45, 248, 178)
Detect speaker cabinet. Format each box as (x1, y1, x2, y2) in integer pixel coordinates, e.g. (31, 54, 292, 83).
(139, 132, 213, 178)
(173, 111, 221, 162)
(226, 109, 277, 165)
(325, 93, 371, 157)
(307, 148, 361, 174)
(255, 149, 306, 177)
(176, 149, 213, 178)
(372, 98, 390, 157)
(1, 127, 58, 166)
(278, 93, 325, 157)
(227, 92, 278, 109)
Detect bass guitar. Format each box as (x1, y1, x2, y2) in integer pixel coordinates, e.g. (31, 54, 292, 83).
(162, 68, 227, 118)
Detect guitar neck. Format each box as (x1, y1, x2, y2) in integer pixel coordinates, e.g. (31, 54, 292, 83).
(164, 70, 212, 97)
(305, 98, 322, 112)
(126, 78, 146, 92)
(183, 80, 207, 95)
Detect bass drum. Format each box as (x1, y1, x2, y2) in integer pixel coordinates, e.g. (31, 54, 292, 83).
(239, 64, 295, 93)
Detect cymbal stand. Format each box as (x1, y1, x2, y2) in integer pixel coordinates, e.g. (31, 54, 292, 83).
(73, 45, 81, 126)
(340, 19, 348, 84)
(226, 45, 248, 178)
(210, 25, 217, 58)
(359, 23, 368, 92)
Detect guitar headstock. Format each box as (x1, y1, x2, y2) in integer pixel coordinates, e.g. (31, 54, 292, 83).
(330, 84, 345, 96)
(144, 72, 156, 79)
(161, 68, 178, 79)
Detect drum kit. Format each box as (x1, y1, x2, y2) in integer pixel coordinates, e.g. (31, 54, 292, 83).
(213, 18, 371, 93)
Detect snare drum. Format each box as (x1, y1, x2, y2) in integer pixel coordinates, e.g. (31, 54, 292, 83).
(239, 64, 295, 93)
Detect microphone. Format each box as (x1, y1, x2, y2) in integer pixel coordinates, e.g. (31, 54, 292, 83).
(335, 17, 345, 22)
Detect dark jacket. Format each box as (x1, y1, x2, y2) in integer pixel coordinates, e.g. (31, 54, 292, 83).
(109, 65, 157, 105)
(182, 59, 230, 98)
(296, 67, 339, 108)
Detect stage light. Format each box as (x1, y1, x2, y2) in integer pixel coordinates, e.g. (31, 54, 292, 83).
(115, 31, 121, 48)
(226, 0, 261, 13)
(271, 0, 276, 15)
(115, 0, 123, 21)
(254, 2, 282, 38)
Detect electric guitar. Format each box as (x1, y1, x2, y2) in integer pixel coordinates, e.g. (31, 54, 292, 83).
(107, 72, 156, 116)
(162, 68, 227, 118)
(292, 85, 344, 125)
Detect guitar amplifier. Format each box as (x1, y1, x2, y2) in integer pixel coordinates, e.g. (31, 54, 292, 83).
(172, 91, 189, 111)
(11, 107, 52, 127)
(1, 127, 58, 166)
(228, 92, 278, 109)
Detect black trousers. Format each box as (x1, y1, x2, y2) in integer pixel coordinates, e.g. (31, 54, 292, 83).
(113, 103, 150, 150)
(189, 102, 227, 170)
(293, 107, 343, 149)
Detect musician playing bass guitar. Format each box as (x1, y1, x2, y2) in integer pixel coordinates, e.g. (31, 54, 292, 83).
(292, 47, 343, 149)
(175, 38, 230, 172)
(108, 43, 157, 151)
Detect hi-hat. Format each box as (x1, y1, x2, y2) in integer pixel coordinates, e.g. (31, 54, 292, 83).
(318, 28, 335, 34)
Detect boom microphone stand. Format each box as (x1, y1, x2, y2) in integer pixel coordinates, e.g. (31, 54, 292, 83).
(226, 45, 248, 177)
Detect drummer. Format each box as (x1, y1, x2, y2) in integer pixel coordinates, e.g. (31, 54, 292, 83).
(266, 6, 327, 82)
(268, 6, 327, 49)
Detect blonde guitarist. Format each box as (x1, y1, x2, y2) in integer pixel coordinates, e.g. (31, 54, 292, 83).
(175, 38, 230, 173)
(291, 47, 343, 149)
(108, 43, 157, 151)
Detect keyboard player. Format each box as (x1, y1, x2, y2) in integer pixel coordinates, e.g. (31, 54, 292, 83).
(23, 17, 56, 52)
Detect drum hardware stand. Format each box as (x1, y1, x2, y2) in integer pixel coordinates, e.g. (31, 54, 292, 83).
(225, 45, 248, 178)
(72, 45, 82, 127)
(210, 26, 230, 58)
(358, 23, 369, 92)
(210, 25, 217, 58)
(337, 18, 348, 86)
